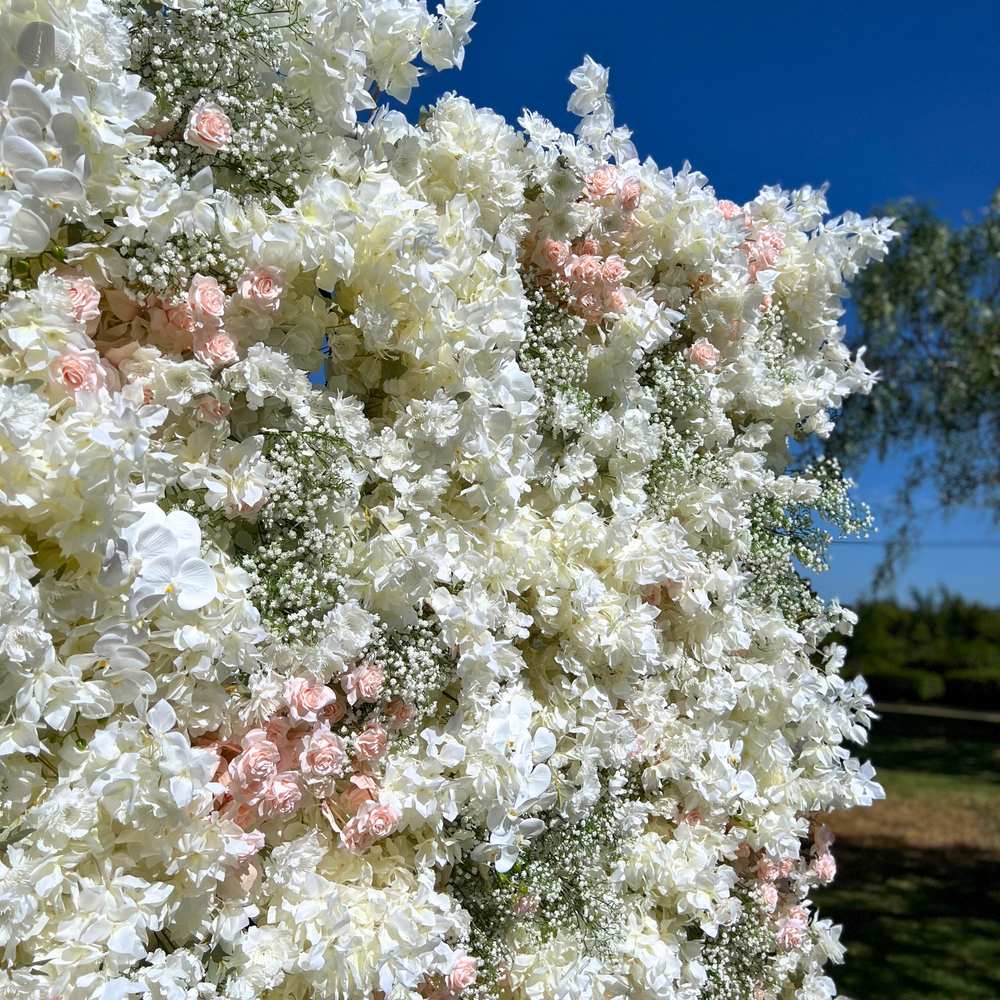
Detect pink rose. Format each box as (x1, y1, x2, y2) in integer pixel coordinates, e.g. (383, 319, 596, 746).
(574, 235, 602, 255)
(258, 772, 303, 818)
(353, 722, 388, 762)
(532, 238, 570, 272)
(283, 675, 337, 723)
(717, 200, 740, 220)
(756, 858, 779, 883)
(585, 164, 618, 199)
(149, 299, 198, 352)
(786, 905, 809, 923)
(601, 254, 628, 285)
(605, 286, 628, 315)
(445, 955, 477, 993)
(811, 855, 836, 883)
(197, 395, 231, 423)
(565, 254, 604, 288)
(184, 98, 232, 155)
(299, 725, 348, 778)
(66, 276, 101, 325)
(616, 176, 642, 213)
(48, 345, 107, 399)
(194, 327, 239, 368)
(575, 288, 605, 323)
(343, 655, 384, 706)
(237, 266, 287, 314)
(321, 694, 347, 724)
(776, 917, 807, 950)
(230, 730, 281, 789)
(760, 883, 779, 909)
(341, 770, 380, 811)
(814, 823, 835, 855)
(385, 698, 417, 730)
(340, 801, 401, 855)
(688, 337, 721, 371)
(777, 856, 798, 878)
(188, 274, 226, 325)
(744, 228, 785, 281)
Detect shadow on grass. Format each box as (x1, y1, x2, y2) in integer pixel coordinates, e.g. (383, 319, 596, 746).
(815, 844, 1000, 1000)
(817, 708, 1000, 1000)
(858, 711, 1000, 783)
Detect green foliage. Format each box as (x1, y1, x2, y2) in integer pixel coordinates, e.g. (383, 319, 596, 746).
(844, 590, 1000, 708)
(826, 190, 1000, 585)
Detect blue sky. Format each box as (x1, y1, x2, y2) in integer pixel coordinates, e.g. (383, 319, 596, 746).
(407, 0, 1000, 605)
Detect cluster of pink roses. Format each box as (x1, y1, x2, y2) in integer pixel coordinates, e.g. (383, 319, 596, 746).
(44, 262, 289, 407)
(533, 234, 630, 324)
(583, 162, 642, 215)
(206, 663, 416, 859)
(528, 164, 643, 324)
(149, 273, 239, 364)
(730, 831, 838, 952)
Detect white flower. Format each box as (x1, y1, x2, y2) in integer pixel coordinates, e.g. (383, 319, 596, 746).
(126, 509, 218, 615)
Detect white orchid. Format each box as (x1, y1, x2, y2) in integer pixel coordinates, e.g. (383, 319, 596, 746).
(126, 508, 218, 615)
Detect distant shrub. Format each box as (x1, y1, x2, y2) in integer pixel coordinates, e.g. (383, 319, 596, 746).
(845, 591, 1000, 709)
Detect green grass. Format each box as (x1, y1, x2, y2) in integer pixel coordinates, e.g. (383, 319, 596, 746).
(813, 712, 1000, 1000)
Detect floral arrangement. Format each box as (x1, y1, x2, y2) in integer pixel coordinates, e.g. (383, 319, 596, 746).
(0, 2, 893, 999)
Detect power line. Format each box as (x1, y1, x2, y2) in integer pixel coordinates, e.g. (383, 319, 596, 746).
(830, 539, 1000, 548)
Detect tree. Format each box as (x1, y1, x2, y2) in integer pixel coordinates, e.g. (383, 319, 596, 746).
(826, 189, 1000, 587)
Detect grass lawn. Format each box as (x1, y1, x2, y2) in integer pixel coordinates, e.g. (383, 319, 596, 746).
(813, 712, 1000, 1000)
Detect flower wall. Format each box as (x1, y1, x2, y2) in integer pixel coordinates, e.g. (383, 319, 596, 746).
(0, 2, 892, 998)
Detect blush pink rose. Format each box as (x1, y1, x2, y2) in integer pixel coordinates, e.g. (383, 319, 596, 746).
(717, 200, 740, 220)
(66, 276, 101, 325)
(188, 274, 226, 325)
(353, 722, 388, 762)
(237, 266, 287, 313)
(385, 698, 417, 730)
(340, 801, 401, 855)
(341, 770, 380, 811)
(532, 238, 570, 272)
(811, 855, 836, 883)
(689, 337, 721, 371)
(194, 327, 239, 368)
(756, 858, 779, 883)
(778, 856, 798, 878)
(184, 98, 232, 155)
(48, 345, 107, 399)
(574, 234, 602, 255)
(565, 254, 604, 287)
(343, 655, 384, 705)
(445, 955, 477, 993)
(760, 883, 779, 909)
(149, 299, 198, 352)
(616, 176, 642, 213)
(299, 725, 348, 778)
(814, 824, 835, 855)
(601, 254, 628, 285)
(258, 772, 303, 818)
(605, 286, 628, 314)
(230, 730, 281, 789)
(283, 675, 337, 723)
(776, 917, 807, 950)
(585, 164, 618, 199)
(321, 694, 347, 724)
(575, 288, 605, 324)
(197, 395, 231, 423)
(786, 905, 809, 923)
